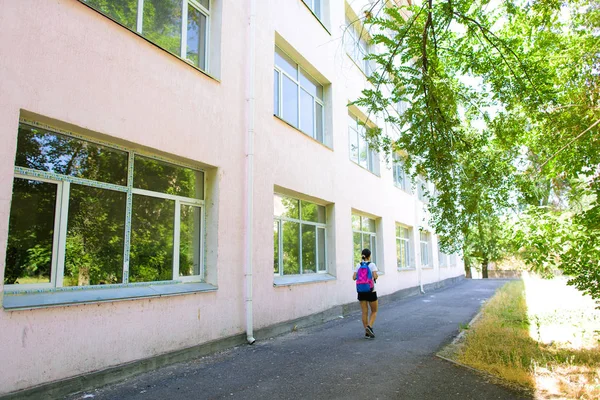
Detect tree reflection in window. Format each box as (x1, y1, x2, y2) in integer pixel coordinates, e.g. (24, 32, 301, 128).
(6, 123, 205, 288)
(4, 179, 57, 284)
(64, 184, 126, 286)
(15, 124, 128, 185)
(82, 0, 210, 71)
(352, 214, 377, 266)
(274, 194, 326, 276)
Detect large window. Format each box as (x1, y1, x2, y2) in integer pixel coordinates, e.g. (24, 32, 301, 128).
(82, 0, 210, 71)
(274, 47, 325, 144)
(348, 114, 379, 174)
(392, 153, 409, 191)
(5, 123, 205, 290)
(302, 0, 322, 19)
(396, 224, 412, 269)
(274, 194, 327, 276)
(352, 214, 377, 266)
(345, 15, 373, 76)
(420, 231, 431, 268)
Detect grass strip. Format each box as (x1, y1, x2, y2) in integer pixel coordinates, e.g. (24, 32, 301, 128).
(448, 279, 600, 398)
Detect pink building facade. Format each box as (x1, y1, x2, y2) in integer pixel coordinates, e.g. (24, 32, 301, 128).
(0, 0, 464, 395)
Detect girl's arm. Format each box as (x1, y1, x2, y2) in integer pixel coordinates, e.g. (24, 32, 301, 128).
(352, 272, 357, 281)
(372, 271, 379, 281)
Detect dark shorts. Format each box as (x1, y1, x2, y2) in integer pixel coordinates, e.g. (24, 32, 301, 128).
(357, 291, 378, 302)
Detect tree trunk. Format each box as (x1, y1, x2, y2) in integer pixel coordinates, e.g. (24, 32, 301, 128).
(464, 264, 472, 279)
(482, 259, 489, 279)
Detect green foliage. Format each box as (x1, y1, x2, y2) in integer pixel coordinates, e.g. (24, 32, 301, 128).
(355, 0, 599, 293)
(515, 180, 600, 298)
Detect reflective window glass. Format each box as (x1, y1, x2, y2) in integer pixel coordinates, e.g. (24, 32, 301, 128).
(314, 0, 321, 18)
(5, 179, 57, 285)
(282, 221, 300, 275)
(274, 221, 280, 274)
(274, 194, 300, 219)
(64, 184, 126, 286)
(349, 127, 359, 163)
(299, 70, 322, 99)
(83, 0, 138, 30)
(358, 136, 368, 168)
(363, 217, 376, 233)
(16, 124, 128, 186)
(315, 103, 324, 143)
(130, 194, 175, 282)
(302, 224, 316, 274)
(300, 89, 315, 137)
(274, 196, 326, 276)
(142, 0, 182, 56)
(187, 5, 207, 70)
(351, 214, 361, 231)
(275, 48, 298, 79)
(282, 75, 299, 127)
(179, 204, 202, 277)
(353, 231, 362, 266)
(369, 235, 377, 263)
(300, 202, 325, 223)
(317, 227, 326, 272)
(274, 70, 280, 115)
(134, 155, 204, 200)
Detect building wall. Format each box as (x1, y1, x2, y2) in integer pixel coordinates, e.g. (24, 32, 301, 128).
(0, 0, 464, 394)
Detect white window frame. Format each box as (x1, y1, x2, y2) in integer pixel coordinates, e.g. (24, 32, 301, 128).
(274, 47, 325, 143)
(420, 231, 431, 268)
(273, 196, 328, 276)
(302, 0, 322, 19)
(395, 224, 412, 269)
(6, 121, 206, 292)
(348, 113, 379, 174)
(392, 153, 409, 191)
(181, 0, 211, 71)
(352, 214, 377, 266)
(86, 0, 211, 72)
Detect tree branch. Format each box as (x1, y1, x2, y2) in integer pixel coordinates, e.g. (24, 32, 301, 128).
(539, 119, 600, 170)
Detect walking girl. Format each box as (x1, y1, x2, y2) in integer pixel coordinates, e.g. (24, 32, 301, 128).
(353, 248, 379, 338)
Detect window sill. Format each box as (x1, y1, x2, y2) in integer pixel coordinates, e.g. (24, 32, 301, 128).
(3, 282, 217, 310)
(273, 115, 332, 150)
(274, 273, 335, 287)
(398, 267, 416, 271)
(421, 266, 434, 270)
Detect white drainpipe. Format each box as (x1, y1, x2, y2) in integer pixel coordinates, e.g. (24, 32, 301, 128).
(244, 0, 257, 345)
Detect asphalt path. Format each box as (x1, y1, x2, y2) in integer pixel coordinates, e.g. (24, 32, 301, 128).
(68, 279, 531, 400)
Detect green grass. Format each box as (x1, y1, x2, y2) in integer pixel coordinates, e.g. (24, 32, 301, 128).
(14, 276, 50, 284)
(446, 277, 600, 398)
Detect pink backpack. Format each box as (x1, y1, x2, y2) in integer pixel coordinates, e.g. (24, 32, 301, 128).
(356, 261, 374, 293)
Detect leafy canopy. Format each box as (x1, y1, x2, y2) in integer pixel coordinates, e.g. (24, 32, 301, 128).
(353, 0, 599, 293)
